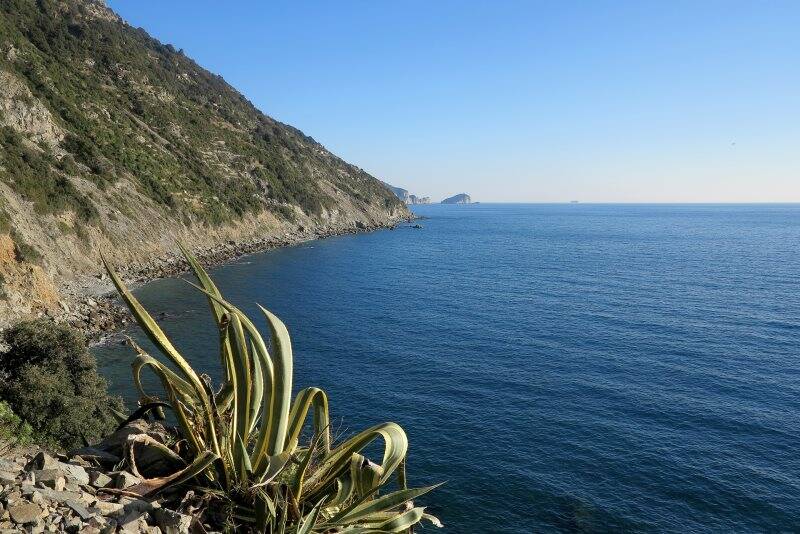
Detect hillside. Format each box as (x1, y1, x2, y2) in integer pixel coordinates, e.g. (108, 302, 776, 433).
(0, 0, 408, 326)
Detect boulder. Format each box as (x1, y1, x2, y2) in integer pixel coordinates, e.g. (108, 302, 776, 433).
(58, 463, 90, 485)
(9, 502, 42, 525)
(26, 452, 58, 471)
(33, 469, 65, 491)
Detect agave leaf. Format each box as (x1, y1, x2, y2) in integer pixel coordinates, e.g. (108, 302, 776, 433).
(179, 243, 236, 382)
(130, 352, 205, 453)
(251, 450, 292, 486)
(125, 433, 186, 478)
(103, 256, 204, 395)
(291, 432, 324, 501)
(183, 283, 278, 469)
(327, 484, 441, 526)
(287, 387, 331, 455)
(373, 507, 426, 532)
(130, 343, 195, 405)
(352, 455, 383, 500)
(121, 450, 219, 497)
(422, 512, 443, 528)
(235, 433, 253, 480)
(340, 507, 426, 533)
(305, 423, 408, 502)
(226, 314, 252, 476)
(329, 476, 355, 508)
(254, 488, 277, 530)
(103, 257, 221, 459)
(249, 338, 265, 434)
(296, 496, 327, 534)
(257, 304, 293, 457)
(276, 486, 289, 534)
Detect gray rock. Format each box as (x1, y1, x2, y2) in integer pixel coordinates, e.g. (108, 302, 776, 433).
(91, 500, 124, 517)
(58, 463, 90, 486)
(0, 471, 17, 486)
(21, 484, 82, 503)
(88, 471, 112, 488)
(34, 469, 65, 491)
(67, 448, 120, 465)
(26, 452, 58, 471)
(114, 472, 141, 489)
(117, 497, 158, 515)
(117, 511, 148, 533)
(65, 500, 93, 521)
(153, 508, 192, 534)
(0, 460, 20, 473)
(9, 502, 42, 524)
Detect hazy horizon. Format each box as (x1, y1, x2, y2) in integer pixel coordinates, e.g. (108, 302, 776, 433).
(108, 1, 800, 203)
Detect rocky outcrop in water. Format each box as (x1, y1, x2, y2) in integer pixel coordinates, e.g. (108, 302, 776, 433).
(441, 193, 472, 204)
(382, 183, 431, 204)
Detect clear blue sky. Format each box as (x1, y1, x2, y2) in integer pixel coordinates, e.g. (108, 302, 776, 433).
(108, 1, 799, 202)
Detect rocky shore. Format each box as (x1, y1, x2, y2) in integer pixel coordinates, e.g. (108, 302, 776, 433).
(56, 217, 416, 343)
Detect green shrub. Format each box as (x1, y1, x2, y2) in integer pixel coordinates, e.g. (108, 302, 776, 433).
(10, 229, 42, 264)
(0, 127, 99, 222)
(0, 205, 11, 234)
(0, 319, 124, 450)
(0, 400, 35, 448)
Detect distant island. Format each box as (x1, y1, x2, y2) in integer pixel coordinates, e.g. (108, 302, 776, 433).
(384, 184, 473, 205)
(441, 193, 472, 204)
(382, 183, 431, 205)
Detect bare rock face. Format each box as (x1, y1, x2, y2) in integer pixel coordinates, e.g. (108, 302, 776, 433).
(0, 69, 65, 149)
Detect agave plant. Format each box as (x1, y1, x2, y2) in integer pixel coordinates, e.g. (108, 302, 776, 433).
(102, 246, 440, 532)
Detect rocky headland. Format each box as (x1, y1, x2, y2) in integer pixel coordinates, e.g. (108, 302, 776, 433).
(441, 193, 472, 204)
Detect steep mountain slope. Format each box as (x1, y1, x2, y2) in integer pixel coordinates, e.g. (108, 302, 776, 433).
(0, 0, 408, 325)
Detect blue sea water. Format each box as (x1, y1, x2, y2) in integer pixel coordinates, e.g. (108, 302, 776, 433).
(93, 204, 800, 532)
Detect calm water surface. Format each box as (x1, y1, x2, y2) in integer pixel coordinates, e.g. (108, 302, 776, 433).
(94, 204, 800, 532)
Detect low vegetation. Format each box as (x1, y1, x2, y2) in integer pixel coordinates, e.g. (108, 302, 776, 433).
(0, 319, 124, 450)
(104, 246, 441, 532)
(0, 126, 98, 222)
(0, 400, 35, 452)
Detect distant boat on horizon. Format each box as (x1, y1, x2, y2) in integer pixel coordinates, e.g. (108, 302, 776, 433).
(570, 200, 580, 204)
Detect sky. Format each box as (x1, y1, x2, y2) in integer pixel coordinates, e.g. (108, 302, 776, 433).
(107, 1, 800, 203)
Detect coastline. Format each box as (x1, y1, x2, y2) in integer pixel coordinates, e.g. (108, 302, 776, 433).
(59, 216, 416, 344)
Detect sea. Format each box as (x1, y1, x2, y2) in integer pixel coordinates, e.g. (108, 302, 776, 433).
(93, 203, 800, 532)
